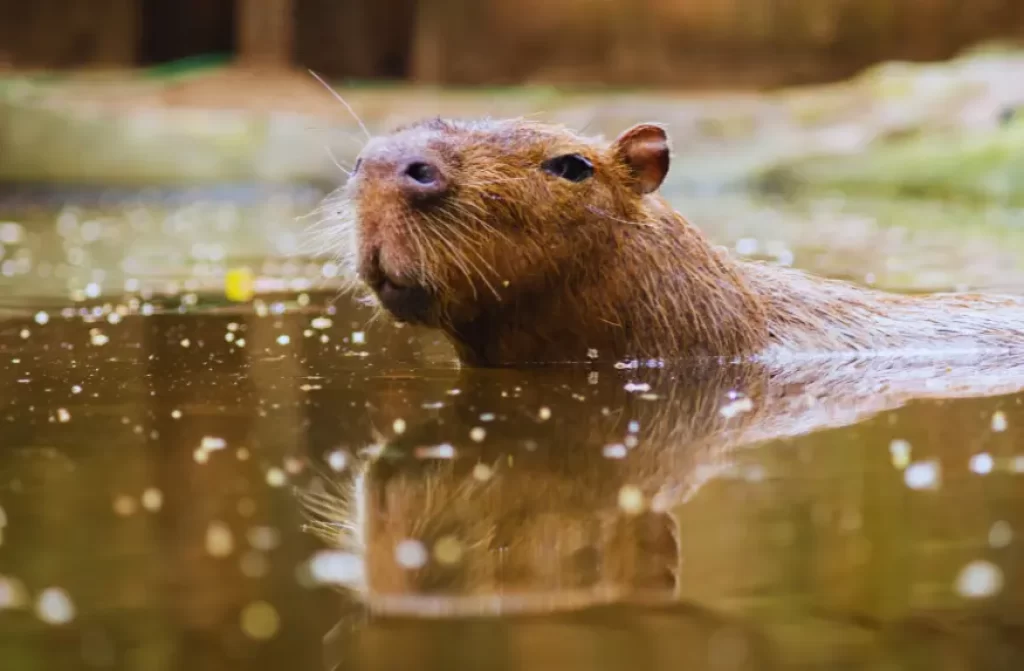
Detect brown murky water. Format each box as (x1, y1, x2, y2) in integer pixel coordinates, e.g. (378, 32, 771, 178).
(1, 184, 1023, 670)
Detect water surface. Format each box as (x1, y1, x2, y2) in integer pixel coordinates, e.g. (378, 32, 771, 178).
(0, 185, 1023, 670)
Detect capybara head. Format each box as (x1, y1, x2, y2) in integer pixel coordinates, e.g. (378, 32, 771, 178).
(324, 118, 672, 330)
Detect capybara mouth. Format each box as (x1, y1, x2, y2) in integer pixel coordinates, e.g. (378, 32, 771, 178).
(361, 249, 433, 324)
(375, 277, 433, 324)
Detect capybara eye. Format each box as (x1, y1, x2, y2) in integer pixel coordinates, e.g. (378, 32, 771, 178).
(541, 154, 594, 183)
(405, 161, 439, 185)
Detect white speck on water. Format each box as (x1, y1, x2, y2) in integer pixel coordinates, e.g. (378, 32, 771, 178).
(719, 397, 754, 419)
(472, 463, 493, 481)
(206, 521, 235, 557)
(969, 453, 994, 475)
(955, 560, 1003, 599)
(247, 526, 281, 552)
(603, 444, 628, 459)
(309, 550, 363, 586)
(417, 444, 455, 459)
(904, 461, 941, 490)
(180, 338, 190, 348)
(265, 468, 287, 487)
(395, 540, 428, 570)
(19, 329, 29, 339)
(327, 450, 349, 472)
(0, 222, 24, 244)
(35, 588, 75, 625)
(393, 419, 406, 435)
(618, 485, 646, 515)
(84, 283, 101, 299)
(171, 409, 182, 419)
(0, 575, 27, 610)
(276, 334, 290, 345)
(469, 427, 486, 442)
(479, 413, 496, 422)
(433, 536, 464, 565)
(71, 385, 82, 395)
(538, 406, 551, 421)
(33, 311, 49, 325)
(141, 488, 163, 512)
(351, 331, 365, 345)
(989, 521, 1013, 549)
(241, 601, 280, 640)
(624, 382, 651, 393)
(56, 408, 71, 423)
(240, 551, 269, 578)
(311, 317, 332, 329)
(889, 439, 912, 469)
(991, 411, 1008, 432)
(200, 436, 227, 452)
(112, 496, 136, 517)
(586, 348, 599, 359)
(89, 330, 108, 346)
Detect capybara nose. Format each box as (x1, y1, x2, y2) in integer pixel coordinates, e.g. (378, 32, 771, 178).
(399, 159, 447, 200)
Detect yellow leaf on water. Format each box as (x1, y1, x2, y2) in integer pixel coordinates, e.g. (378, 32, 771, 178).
(225, 267, 255, 303)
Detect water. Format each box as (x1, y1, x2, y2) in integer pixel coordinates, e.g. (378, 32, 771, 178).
(1, 184, 1023, 670)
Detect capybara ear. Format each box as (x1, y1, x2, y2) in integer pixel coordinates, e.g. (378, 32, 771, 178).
(611, 123, 670, 195)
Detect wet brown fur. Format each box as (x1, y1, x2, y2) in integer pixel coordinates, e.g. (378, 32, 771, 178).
(313, 116, 1024, 365)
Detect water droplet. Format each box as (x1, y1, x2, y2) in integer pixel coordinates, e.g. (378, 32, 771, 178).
(395, 540, 428, 569)
(469, 427, 486, 442)
(538, 407, 551, 421)
(200, 436, 227, 452)
(603, 444, 628, 459)
(0, 576, 27, 610)
(276, 334, 291, 345)
(989, 521, 1013, 548)
(247, 526, 280, 552)
(433, 536, 464, 565)
(35, 588, 75, 625)
(265, 468, 287, 487)
(308, 550, 363, 586)
(969, 453, 994, 475)
(991, 411, 1008, 432)
(33, 311, 49, 326)
(327, 450, 349, 472)
(393, 419, 406, 435)
(112, 496, 136, 517)
(56, 408, 71, 423)
(618, 485, 646, 515)
(904, 461, 941, 490)
(889, 439, 912, 469)
(141, 488, 163, 512)
(206, 521, 234, 557)
(240, 601, 280, 640)
(955, 560, 1003, 599)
